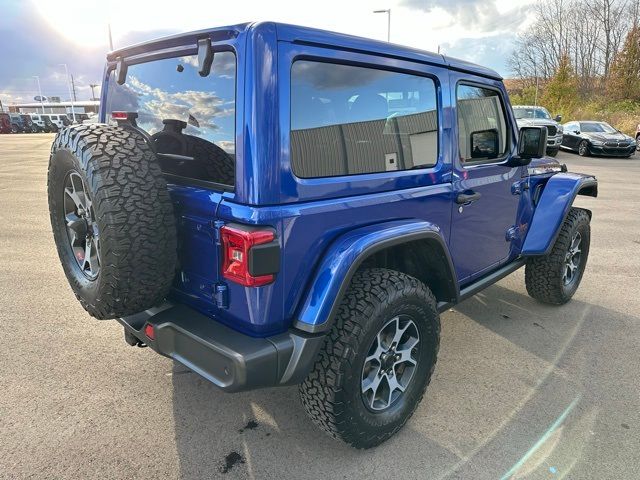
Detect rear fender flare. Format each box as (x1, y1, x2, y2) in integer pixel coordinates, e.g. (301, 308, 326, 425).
(293, 220, 458, 334)
(522, 172, 597, 256)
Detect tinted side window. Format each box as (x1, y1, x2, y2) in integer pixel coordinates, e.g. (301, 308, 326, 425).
(290, 61, 438, 178)
(457, 84, 508, 164)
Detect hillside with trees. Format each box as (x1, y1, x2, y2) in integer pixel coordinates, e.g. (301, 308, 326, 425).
(507, 0, 640, 134)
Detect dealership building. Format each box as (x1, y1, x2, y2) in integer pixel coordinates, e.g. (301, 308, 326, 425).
(7, 100, 99, 115)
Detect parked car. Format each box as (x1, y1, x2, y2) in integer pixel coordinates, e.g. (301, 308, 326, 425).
(562, 121, 636, 157)
(512, 105, 563, 156)
(20, 114, 39, 133)
(42, 114, 69, 131)
(0, 113, 12, 133)
(8, 113, 27, 133)
(69, 113, 89, 124)
(635, 123, 640, 151)
(30, 114, 57, 133)
(81, 112, 99, 124)
(47, 22, 597, 449)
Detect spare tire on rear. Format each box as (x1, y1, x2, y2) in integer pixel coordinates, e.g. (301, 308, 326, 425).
(48, 124, 177, 319)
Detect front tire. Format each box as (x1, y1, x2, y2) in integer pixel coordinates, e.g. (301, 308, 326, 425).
(525, 208, 590, 305)
(578, 140, 590, 157)
(299, 268, 440, 449)
(546, 148, 559, 157)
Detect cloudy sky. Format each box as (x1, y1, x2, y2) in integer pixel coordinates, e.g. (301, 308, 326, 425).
(0, 0, 537, 106)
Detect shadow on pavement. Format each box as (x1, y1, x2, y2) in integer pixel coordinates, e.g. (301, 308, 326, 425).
(170, 283, 639, 479)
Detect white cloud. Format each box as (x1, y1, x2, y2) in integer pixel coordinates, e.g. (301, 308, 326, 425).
(125, 76, 233, 133)
(30, 0, 537, 76)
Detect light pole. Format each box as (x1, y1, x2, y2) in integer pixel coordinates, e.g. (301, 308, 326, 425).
(89, 83, 99, 101)
(59, 64, 76, 122)
(33, 76, 45, 113)
(373, 9, 391, 42)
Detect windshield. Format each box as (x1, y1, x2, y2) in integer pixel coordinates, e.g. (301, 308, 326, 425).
(580, 122, 616, 133)
(513, 107, 551, 120)
(105, 50, 236, 187)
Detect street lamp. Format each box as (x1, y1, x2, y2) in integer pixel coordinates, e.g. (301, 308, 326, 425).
(89, 83, 99, 101)
(373, 9, 391, 42)
(33, 76, 45, 114)
(59, 64, 76, 122)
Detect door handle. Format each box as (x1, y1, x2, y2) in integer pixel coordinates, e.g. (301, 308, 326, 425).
(456, 191, 482, 205)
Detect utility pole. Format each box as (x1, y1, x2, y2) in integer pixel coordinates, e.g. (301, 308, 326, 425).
(0, 99, 3, 113)
(71, 74, 77, 101)
(534, 63, 539, 107)
(59, 64, 76, 122)
(33, 76, 45, 113)
(108, 23, 114, 50)
(373, 9, 391, 42)
(89, 84, 98, 101)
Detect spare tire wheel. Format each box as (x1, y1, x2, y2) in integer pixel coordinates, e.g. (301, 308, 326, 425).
(48, 124, 177, 319)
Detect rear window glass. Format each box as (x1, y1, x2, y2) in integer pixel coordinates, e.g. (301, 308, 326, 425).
(105, 51, 236, 188)
(290, 61, 438, 178)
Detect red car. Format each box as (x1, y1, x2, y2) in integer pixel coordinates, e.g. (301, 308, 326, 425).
(0, 113, 12, 134)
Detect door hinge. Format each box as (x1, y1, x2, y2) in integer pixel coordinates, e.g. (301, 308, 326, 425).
(506, 225, 519, 241)
(511, 179, 530, 195)
(214, 283, 229, 309)
(213, 219, 225, 245)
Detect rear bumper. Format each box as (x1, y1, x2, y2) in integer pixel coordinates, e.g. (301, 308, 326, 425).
(117, 303, 325, 392)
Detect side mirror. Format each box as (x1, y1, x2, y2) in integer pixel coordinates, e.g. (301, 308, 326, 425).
(197, 38, 214, 77)
(470, 128, 499, 160)
(554, 114, 562, 123)
(517, 126, 547, 160)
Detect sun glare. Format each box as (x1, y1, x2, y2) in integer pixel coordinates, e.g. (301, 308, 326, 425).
(33, 0, 110, 48)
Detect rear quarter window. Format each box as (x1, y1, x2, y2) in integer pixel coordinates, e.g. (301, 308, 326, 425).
(290, 60, 438, 178)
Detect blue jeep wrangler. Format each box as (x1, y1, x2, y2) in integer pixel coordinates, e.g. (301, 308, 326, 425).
(47, 22, 597, 448)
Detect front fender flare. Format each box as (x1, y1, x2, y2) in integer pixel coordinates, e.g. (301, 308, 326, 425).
(293, 220, 457, 334)
(522, 172, 597, 256)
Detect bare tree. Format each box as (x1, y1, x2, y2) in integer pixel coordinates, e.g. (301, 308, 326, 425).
(509, 0, 635, 95)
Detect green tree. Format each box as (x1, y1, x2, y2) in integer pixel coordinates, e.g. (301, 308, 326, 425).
(510, 85, 539, 105)
(606, 25, 640, 101)
(540, 54, 579, 117)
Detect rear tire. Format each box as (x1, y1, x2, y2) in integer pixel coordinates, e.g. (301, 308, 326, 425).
(48, 124, 177, 319)
(525, 208, 590, 305)
(299, 268, 440, 449)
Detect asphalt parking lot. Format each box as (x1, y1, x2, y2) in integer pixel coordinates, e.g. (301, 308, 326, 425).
(1, 133, 639, 479)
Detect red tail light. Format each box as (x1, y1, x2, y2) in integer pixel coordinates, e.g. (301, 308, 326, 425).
(220, 226, 277, 287)
(111, 111, 129, 120)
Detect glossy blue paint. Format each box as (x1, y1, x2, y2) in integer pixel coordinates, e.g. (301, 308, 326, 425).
(294, 220, 453, 330)
(522, 172, 597, 255)
(447, 71, 523, 284)
(100, 21, 595, 337)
